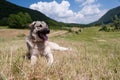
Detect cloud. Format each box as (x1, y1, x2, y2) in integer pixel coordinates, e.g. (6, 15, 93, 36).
(75, 0, 97, 6)
(81, 4, 101, 15)
(82, 0, 96, 6)
(29, 0, 107, 24)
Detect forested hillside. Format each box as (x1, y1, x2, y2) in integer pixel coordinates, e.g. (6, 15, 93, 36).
(0, 0, 83, 28)
(90, 6, 120, 25)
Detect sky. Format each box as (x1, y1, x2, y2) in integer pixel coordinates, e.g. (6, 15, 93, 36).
(7, 0, 120, 24)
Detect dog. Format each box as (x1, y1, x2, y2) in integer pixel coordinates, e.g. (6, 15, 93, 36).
(26, 21, 70, 66)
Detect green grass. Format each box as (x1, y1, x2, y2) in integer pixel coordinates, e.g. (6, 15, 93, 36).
(0, 27, 120, 80)
(64, 27, 120, 41)
(0, 26, 8, 29)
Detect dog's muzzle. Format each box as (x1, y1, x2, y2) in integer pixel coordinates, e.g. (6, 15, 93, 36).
(37, 28, 50, 41)
(38, 28, 50, 34)
(44, 28, 50, 34)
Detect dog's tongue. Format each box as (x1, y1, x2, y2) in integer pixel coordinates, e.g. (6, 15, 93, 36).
(43, 34, 48, 41)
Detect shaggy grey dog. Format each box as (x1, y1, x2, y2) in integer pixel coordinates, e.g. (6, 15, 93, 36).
(26, 21, 69, 66)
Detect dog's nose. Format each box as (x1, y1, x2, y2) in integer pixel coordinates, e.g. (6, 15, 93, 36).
(44, 28, 50, 34)
(46, 28, 50, 34)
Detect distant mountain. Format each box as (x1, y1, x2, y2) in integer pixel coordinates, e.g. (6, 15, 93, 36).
(90, 6, 120, 25)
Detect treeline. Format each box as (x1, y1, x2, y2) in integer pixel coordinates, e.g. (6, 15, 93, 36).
(6, 11, 85, 29)
(6, 12, 62, 29)
(5, 12, 120, 30)
(7, 12, 32, 29)
(99, 15, 120, 31)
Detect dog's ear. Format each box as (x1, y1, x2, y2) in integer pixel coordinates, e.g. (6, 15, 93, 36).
(29, 21, 36, 29)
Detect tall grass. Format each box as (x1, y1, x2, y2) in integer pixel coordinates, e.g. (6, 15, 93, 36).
(0, 27, 120, 80)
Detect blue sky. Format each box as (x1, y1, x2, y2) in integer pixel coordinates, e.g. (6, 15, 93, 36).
(7, 0, 120, 24)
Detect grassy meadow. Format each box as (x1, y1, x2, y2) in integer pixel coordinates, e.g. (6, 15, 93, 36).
(0, 27, 120, 80)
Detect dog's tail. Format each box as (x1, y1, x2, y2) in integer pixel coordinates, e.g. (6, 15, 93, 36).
(47, 41, 71, 51)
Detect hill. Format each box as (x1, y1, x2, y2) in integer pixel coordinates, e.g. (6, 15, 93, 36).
(0, 0, 59, 26)
(90, 6, 120, 25)
(0, 0, 83, 27)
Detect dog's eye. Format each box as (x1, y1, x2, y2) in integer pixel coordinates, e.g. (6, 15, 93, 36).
(39, 25, 42, 27)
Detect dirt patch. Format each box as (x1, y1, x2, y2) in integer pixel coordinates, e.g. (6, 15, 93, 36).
(48, 30, 68, 37)
(0, 29, 68, 38)
(0, 29, 29, 38)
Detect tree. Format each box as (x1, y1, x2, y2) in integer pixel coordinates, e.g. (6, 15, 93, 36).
(112, 15, 120, 30)
(7, 12, 32, 29)
(99, 23, 108, 32)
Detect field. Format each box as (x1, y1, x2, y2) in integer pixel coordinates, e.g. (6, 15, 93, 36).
(0, 27, 120, 80)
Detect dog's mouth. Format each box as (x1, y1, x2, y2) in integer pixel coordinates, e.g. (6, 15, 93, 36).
(37, 29, 50, 41)
(38, 33, 48, 41)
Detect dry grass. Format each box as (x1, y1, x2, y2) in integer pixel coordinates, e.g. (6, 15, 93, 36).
(0, 27, 120, 80)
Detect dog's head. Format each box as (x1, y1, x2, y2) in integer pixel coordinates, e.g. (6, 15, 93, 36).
(29, 21, 50, 41)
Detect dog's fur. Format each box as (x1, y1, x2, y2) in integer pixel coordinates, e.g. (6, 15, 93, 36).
(26, 21, 69, 66)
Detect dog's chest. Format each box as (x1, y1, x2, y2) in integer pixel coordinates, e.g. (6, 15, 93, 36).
(34, 43, 45, 51)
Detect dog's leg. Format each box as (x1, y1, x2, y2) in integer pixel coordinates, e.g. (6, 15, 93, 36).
(26, 37, 34, 48)
(48, 42, 69, 51)
(31, 54, 37, 66)
(45, 53, 53, 66)
(25, 37, 34, 59)
(25, 43, 32, 59)
(31, 49, 38, 66)
(44, 46, 53, 65)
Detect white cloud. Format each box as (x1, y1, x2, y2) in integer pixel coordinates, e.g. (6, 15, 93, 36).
(80, 4, 101, 15)
(75, 0, 97, 6)
(75, 0, 84, 3)
(30, 1, 73, 18)
(29, 0, 107, 24)
(82, 0, 97, 6)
